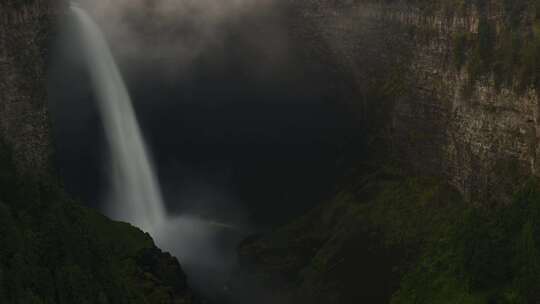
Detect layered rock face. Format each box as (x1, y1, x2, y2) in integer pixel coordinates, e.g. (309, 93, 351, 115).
(385, 3, 539, 205)
(292, 0, 540, 205)
(0, 0, 56, 184)
(0, 1, 195, 303)
(236, 2, 540, 302)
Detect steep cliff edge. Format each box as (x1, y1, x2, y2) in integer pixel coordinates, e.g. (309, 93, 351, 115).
(0, 1, 194, 303)
(290, 0, 540, 205)
(238, 1, 540, 303)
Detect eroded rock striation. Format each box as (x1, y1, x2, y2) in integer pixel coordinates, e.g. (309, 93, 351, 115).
(291, 0, 540, 205)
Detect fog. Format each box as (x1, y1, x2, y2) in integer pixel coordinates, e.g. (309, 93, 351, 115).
(49, 0, 351, 302)
(78, 0, 288, 78)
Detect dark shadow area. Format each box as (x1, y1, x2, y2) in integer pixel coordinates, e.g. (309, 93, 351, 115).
(48, 4, 362, 303)
(48, 5, 356, 230)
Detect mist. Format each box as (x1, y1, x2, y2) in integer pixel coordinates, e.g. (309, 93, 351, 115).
(49, 0, 352, 301)
(77, 0, 289, 78)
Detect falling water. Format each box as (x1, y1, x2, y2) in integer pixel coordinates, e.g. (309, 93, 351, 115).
(71, 4, 165, 233)
(71, 2, 237, 233)
(70, 7, 246, 299)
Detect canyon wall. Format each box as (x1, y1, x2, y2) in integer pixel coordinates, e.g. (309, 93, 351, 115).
(294, 0, 540, 205)
(388, 1, 540, 205)
(0, 0, 58, 185)
(238, 4, 540, 303)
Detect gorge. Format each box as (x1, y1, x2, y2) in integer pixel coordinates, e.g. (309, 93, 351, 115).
(4, 0, 540, 303)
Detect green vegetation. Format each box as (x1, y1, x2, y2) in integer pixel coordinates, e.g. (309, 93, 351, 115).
(0, 140, 191, 304)
(453, 32, 469, 70)
(390, 178, 540, 303)
(433, 0, 540, 92)
(350, 170, 540, 303)
(245, 164, 540, 303)
(384, 0, 540, 92)
(316, 164, 540, 303)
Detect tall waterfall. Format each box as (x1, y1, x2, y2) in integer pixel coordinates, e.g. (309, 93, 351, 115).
(71, 4, 165, 233)
(70, 8, 242, 295)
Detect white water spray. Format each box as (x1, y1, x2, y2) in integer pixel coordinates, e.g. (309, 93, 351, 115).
(70, 4, 258, 299)
(71, 4, 165, 233)
(71, 3, 238, 235)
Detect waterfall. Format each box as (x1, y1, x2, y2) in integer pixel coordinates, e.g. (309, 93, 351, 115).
(71, 4, 165, 233)
(70, 8, 243, 295)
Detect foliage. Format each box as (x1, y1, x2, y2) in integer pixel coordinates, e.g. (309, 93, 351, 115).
(284, 164, 540, 303)
(0, 141, 189, 303)
(389, 178, 540, 304)
(453, 32, 470, 70)
(407, 0, 540, 93)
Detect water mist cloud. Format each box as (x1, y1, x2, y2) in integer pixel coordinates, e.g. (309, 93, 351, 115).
(78, 0, 285, 77)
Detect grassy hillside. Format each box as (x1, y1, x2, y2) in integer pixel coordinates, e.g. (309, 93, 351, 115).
(0, 139, 194, 303)
(239, 163, 540, 303)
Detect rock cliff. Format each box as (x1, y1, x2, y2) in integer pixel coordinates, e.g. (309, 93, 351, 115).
(0, 1, 195, 303)
(0, 0, 56, 193)
(291, 0, 540, 205)
(238, 1, 540, 303)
